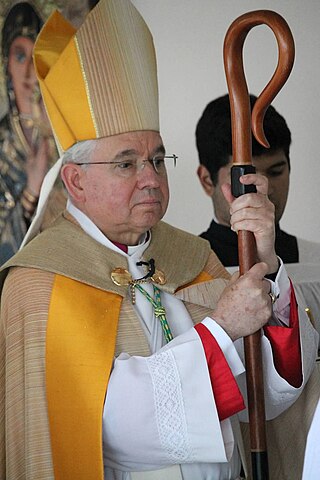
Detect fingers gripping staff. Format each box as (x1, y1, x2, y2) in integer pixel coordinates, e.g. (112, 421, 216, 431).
(223, 10, 295, 480)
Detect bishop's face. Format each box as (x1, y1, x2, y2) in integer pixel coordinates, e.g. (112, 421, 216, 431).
(63, 131, 170, 245)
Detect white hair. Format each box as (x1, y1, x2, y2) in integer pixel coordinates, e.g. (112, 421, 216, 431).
(21, 139, 100, 246)
(61, 139, 98, 166)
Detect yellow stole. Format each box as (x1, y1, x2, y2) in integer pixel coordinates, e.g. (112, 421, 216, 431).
(46, 275, 122, 479)
(46, 270, 213, 479)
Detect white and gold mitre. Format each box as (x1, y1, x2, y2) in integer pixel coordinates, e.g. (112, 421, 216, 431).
(33, 0, 159, 153)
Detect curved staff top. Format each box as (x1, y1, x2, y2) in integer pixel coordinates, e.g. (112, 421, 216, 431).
(223, 10, 295, 480)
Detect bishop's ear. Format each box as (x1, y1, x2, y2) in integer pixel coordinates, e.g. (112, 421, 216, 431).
(197, 165, 214, 197)
(60, 163, 86, 202)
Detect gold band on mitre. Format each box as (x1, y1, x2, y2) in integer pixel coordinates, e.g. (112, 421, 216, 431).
(33, 0, 159, 153)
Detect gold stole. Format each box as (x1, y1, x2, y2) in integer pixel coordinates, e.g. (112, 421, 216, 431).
(46, 270, 213, 479)
(46, 275, 122, 480)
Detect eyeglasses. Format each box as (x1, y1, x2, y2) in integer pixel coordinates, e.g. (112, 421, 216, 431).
(75, 154, 177, 178)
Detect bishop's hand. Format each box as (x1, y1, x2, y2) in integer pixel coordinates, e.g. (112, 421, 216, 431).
(222, 172, 279, 275)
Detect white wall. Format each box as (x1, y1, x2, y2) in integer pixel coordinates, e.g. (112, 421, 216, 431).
(132, 0, 320, 243)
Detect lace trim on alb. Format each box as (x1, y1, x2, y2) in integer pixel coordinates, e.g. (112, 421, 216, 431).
(147, 350, 193, 463)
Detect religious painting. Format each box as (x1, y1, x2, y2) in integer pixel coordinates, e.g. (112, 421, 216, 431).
(0, 0, 99, 116)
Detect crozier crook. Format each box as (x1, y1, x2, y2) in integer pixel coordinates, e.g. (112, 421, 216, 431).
(223, 10, 295, 480)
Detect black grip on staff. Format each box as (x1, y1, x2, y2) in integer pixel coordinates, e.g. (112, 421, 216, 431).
(231, 165, 257, 198)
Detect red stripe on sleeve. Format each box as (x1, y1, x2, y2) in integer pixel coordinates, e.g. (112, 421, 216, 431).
(263, 281, 302, 388)
(194, 322, 245, 421)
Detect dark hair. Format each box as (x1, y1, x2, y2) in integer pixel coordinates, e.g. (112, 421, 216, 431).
(2, 2, 43, 62)
(195, 93, 291, 185)
(88, 0, 100, 9)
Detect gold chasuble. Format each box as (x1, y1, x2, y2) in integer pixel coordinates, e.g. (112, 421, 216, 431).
(1, 214, 319, 480)
(0, 214, 228, 479)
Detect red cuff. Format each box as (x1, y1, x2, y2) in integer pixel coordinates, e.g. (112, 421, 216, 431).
(263, 280, 302, 388)
(195, 323, 245, 421)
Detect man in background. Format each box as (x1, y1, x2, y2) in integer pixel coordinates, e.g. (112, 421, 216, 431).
(196, 93, 320, 479)
(196, 93, 320, 266)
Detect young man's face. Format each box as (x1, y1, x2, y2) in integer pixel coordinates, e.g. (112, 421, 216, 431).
(199, 149, 290, 226)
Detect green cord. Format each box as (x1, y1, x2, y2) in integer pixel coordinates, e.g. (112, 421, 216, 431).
(134, 284, 173, 343)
